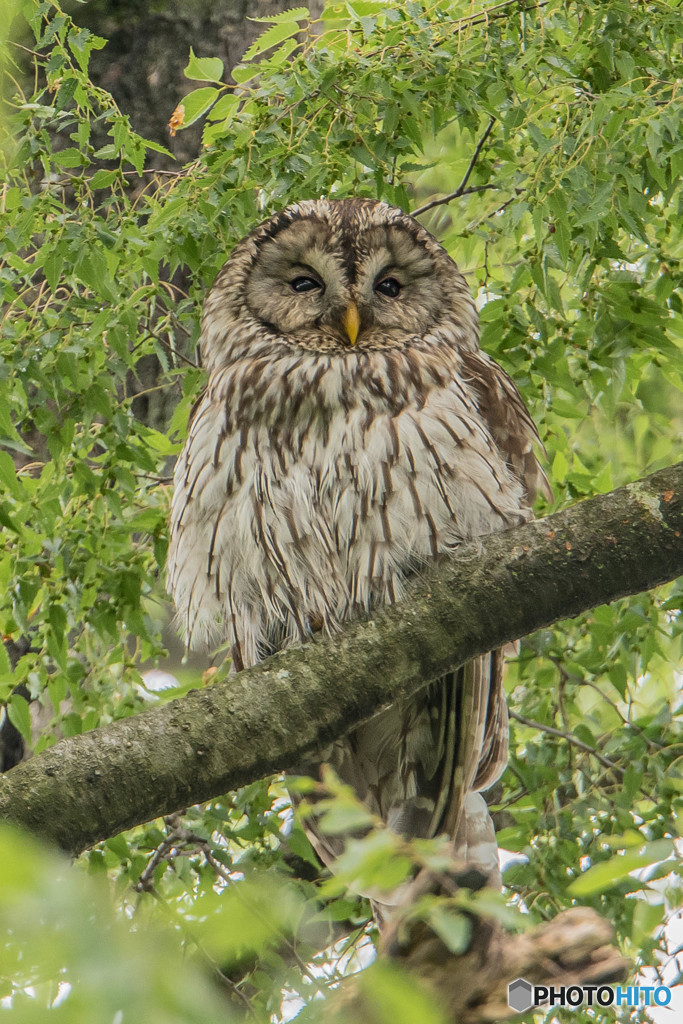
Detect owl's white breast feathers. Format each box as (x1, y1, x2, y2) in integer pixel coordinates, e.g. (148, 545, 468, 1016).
(167, 344, 533, 661)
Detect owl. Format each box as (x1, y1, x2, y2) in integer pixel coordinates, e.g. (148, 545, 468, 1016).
(167, 197, 549, 914)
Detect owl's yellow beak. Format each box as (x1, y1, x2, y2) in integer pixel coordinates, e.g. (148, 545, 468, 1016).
(342, 302, 360, 346)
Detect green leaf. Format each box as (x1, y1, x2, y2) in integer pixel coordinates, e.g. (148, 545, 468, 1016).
(68, 27, 107, 72)
(241, 21, 302, 62)
(315, 897, 360, 922)
(631, 900, 665, 947)
(47, 675, 67, 713)
(184, 47, 224, 83)
(7, 693, 31, 743)
(178, 87, 220, 128)
(357, 961, 448, 1024)
(553, 219, 570, 263)
(321, 830, 412, 897)
(89, 169, 118, 189)
(0, 452, 22, 498)
(53, 147, 87, 168)
(230, 64, 261, 84)
(316, 801, 375, 835)
(427, 905, 471, 954)
(105, 834, 130, 860)
(140, 428, 180, 456)
(249, 6, 309, 23)
(195, 875, 305, 964)
(551, 449, 568, 483)
(0, 503, 22, 535)
(43, 246, 65, 293)
(347, 1, 389, 14)
(142, 138, 174, 159)
(47, 629, 67, 672)
(359, 15, 377, 39)
(286, 821, 320, 867)
(48, 604, 67, 644)
(205, 92, 240, 123)
(0, 643, 11, 683)
(74, 248, 116, 301)
(568, 840, 674, 896)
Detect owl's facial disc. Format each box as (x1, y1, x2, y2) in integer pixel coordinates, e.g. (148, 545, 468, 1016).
(244, 219, 349, 345)
(243, 209, 451, 352)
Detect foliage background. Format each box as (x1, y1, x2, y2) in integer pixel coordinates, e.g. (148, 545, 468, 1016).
(0, 1, 681, 1021)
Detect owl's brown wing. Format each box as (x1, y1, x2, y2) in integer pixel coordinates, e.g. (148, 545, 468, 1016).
(461, 349, 552, 504)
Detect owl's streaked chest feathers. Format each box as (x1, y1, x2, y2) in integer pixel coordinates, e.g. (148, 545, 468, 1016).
(168, 335, 530, 664)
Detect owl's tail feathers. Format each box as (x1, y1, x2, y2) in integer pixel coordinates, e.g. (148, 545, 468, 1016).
(370, 789, 501, 931)
(451, 790, 501, 888)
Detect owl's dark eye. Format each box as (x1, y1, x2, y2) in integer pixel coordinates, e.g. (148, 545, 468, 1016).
(375, 277, 401, 298)
(291, 276, 322, 293)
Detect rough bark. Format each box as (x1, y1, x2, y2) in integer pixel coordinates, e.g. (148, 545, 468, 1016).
(0, 463, 681, 856)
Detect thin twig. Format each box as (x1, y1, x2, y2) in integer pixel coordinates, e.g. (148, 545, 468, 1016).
(436, 0, 551, 42)
(120, 168, 185, 178)
(147, 880, 259, 1018)
(544, 651, 667, 753)
(134, 473, 174, 484)
(8, 40, 42, 58)
(134, 330, 199, 369)
(509, 710, 624, 774)
(134, 818, 259, 1015)
(146, 812, 336, 997)
(412, 183, 499, 217)
(412, 118, 497, 216)
(557, 674, 573, 771)
(580, 677, 666, 751)
(135, 814, 184, 892)
(201, 845, 332, 997)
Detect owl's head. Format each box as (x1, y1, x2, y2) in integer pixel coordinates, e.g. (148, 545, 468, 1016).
(201, 198, 479, 372)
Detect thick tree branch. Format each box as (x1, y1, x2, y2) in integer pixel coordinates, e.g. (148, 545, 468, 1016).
(0, 464, 681, 856)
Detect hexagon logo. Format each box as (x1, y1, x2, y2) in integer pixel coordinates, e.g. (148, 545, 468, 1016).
(508, 977, 534, 1013)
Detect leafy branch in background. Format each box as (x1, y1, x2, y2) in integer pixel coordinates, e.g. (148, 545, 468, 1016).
(0, 1, 681, 1022)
